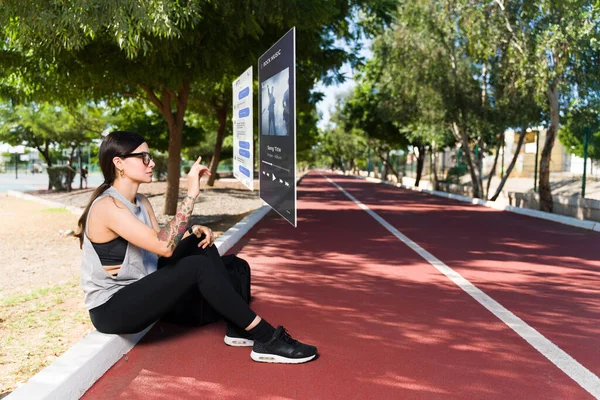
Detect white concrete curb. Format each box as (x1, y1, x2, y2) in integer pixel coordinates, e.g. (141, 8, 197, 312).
(334, 172, 600, 233)
(215, 205, 271, 256)
(5, 171, 309, 400)
(6, 190, 85, 216)
(5, 326, 154, 400)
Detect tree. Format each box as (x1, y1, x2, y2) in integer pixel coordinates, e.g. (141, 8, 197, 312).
(187, 76, 234, 186)
(0, 102, 106, 189)
(343, 72, 411, 182)
(316, 126, 368, 173)
(0, 103, 58, 168)
(360, 0, 550, 201)
(560, 105, 600, 161)
(363, 2, 490, 196)
(111, 99, 205, 153)
(317, 93, 370, 173)
(493, 0, 600, 211)
(350, 18, 459, 188)
(1, 0, 394, 214)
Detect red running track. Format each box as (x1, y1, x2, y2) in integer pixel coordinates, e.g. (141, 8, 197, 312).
(82, 171, 599, 399)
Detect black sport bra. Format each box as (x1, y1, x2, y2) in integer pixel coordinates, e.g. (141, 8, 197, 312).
(90, 236, 128, 267)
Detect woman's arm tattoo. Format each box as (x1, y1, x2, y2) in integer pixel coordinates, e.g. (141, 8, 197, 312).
(157, 195, 195, 251)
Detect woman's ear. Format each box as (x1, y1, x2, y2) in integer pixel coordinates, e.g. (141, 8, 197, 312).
(112, 156, 123, 171)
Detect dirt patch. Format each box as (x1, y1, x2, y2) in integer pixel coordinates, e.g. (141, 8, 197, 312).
(0, 196, 81, 298)
(0, 196, 92, 395)
(0, 179, 261, 395)
(0, 279, 91, 395)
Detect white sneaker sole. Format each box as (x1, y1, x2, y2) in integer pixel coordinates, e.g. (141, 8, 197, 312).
(250, 350, 317, 364)
(224, 335, 254, 347)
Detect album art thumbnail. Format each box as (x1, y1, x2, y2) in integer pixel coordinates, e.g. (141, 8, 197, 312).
(260, 67, 290, 137)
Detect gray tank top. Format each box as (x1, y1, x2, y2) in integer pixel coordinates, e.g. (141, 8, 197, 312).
(80, 186, 158, 310)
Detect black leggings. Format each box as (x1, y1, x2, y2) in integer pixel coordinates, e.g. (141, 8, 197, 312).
(89, 235, 257, 334)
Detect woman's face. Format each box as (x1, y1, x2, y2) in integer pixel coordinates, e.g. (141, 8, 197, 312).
(120, 142, 155, 184)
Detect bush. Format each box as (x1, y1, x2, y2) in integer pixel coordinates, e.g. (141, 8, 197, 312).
(183, 165, 191, 174)
(153, 154, 168, 181)
(297, 160, 312, 172)
(443, 164, 468, 183)
(47, 166, 76, 191)
(220, 158, 233, 168)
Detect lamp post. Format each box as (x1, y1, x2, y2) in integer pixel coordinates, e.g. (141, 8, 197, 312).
(582, 127, 590, 198)
(533, 130, 540, 192)
(78, 146, 83, 190)
(9, 145, 25, 179)
(500, 132, 505, 178)
(367, 146, 371, 177)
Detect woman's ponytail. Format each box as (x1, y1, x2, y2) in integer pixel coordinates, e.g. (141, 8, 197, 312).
(75, 183, 111, 248)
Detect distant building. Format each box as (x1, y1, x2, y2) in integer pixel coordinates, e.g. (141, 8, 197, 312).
(503, 128, 596, 178)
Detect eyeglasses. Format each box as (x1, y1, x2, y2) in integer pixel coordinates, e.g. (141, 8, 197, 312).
(119, 152, 153, 166)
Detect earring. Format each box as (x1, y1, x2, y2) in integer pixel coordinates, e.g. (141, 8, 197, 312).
(119, 169, 125, 178)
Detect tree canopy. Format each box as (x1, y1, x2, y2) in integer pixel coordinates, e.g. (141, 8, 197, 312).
(1, 0, 394, 212)
(330, 0, 598, 207)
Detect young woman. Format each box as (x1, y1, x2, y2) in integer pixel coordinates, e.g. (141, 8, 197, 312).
(76, 131, 317, 364)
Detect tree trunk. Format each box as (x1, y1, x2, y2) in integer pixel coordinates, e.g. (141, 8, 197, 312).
(373, 146, 400, 183)
(477, 136, 485, 195)
(415, 145, 426, 187)
(38, 141, 53, 190)
(388, 157, 401, 183)
(432, 150, 439, 191)
(479, 62, 487, 196)
(207, 106, 228, 186)
(67, 147, 76, 192)
(452, 122, 482, 198)
(381, 160, 388, 181)
(485, 136, 502, 199)
(140, 82, 190, 215)
(539, 84, 559, 212)
(165, 84, 190, 215)
(164, 121, 183, 214)
(490, 127, 527, 201)
(78, 147, 83, 190)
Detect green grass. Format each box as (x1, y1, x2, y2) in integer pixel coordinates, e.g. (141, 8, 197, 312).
(0, 279, 91, 394)
(0, 285, 66, 307)
(38, 207, 69, 214)
(1, 283, 76, 331)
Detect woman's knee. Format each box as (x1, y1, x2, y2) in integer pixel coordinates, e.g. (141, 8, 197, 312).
(177, 254, 219, 276)
(204, 243, 220, 258)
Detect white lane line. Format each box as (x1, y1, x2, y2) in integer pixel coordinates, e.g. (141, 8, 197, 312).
(323, 174, 600, 398)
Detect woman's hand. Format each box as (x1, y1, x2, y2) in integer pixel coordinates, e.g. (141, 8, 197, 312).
(187, 156, 211, 198)
(189, 225, 215, 248)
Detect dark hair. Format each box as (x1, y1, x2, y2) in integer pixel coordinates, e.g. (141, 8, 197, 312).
(75, 131, 146, 248)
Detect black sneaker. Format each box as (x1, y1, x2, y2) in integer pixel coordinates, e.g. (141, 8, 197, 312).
(250, 326, 317, 364)
(224, 323, 254, 347)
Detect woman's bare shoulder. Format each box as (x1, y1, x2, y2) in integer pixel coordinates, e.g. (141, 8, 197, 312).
(87, 196, 128, 240)
(137, 194, 155, 212)
(90, 196, 128, 216)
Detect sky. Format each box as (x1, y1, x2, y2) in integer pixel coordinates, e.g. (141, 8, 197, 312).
(314, 39, 373, 130)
